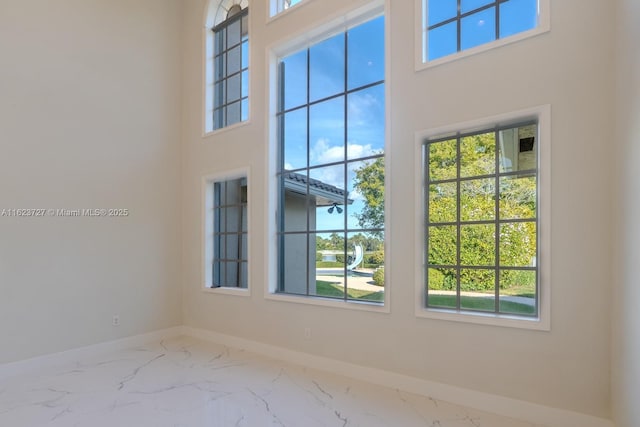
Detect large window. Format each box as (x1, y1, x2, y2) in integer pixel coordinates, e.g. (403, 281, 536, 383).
(419, 0, 549, 64)
(212, 5, 248, 130)
(204, 174, 248, 291)
(275, 16, 386, 304)
(424, 122, 539, 318)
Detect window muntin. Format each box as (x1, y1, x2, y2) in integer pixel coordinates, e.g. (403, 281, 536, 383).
(424, 123, 538, 317)
(276, 16, 385, 303)
(211, 177, 248, 288)
(213, 7, 249, 130)
(424, 0, 539, 62)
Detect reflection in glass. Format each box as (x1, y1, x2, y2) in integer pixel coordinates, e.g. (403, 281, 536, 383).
(309, 33, 345, 102)
(498, 124, 537, 173)
(347, 16, 385, 90)
(460, 131, 495, 178)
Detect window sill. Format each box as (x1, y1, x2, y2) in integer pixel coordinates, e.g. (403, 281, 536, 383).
(415, 26, 550, 73)
(203, 118, 251, 139)
(265, 292, 390, 313)
(203, 286, 251, 297)
(416, 307, 549, 331)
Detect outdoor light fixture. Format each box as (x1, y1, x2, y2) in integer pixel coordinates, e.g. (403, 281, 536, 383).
(328, 203, 343, 214)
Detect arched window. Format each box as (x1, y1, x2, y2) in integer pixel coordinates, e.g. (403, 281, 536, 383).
(204, 0, 249, 133)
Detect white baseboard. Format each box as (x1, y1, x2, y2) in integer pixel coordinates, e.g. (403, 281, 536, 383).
(0, 327, 183, 381)
(183, 326, 613, 427)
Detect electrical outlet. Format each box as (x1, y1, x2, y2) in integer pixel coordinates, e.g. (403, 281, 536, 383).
(112, 315, 120, 326)
(304, 327, 311, 340)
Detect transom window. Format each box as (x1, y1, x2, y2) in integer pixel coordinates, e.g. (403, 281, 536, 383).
(275, 16, 386, 303)
(424, 122, 538, 317)
(212, 6, 248, 130)
(270, 0, 305, 17)
(422, 0, 544, 62)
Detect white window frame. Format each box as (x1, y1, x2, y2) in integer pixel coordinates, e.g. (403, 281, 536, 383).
(203, 0, 250, 136)
(414, 0, 551, 71)
(414, 105, 551, 330)
(203, 167, 251, 297)
(264, 0, 391, 313)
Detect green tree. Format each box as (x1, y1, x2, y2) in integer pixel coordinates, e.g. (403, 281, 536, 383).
(352, 157, 384, 236)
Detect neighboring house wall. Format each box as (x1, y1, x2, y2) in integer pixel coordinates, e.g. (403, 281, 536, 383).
(613, 0, 640, 425)
(282, 192, 316, 295)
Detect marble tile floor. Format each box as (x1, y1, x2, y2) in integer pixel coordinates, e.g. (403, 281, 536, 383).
(0, 336, 546, 427)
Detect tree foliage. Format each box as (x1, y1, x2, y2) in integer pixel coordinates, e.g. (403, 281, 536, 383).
(352, 157, 384, 234)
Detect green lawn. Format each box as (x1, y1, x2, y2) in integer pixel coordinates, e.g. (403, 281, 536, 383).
(428, 294, 535, 315)
(316, 280, 384, 302)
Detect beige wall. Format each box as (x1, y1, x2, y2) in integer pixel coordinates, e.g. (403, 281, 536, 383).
(0, 0, 183, 363)
(613, 0, 640, 426)
(181, 0, 614, 418)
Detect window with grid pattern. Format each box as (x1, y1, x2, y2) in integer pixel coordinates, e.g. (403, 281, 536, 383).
(424, 122, 538, 317)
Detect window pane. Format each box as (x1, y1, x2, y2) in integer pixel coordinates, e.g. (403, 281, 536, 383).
(347, 84, 385, 159)
(428, 0, 458, 26)
(428, 139, 457, 181)
(281, 50, 308, 110)
(281, 233, 309, 295)
(314, 232, 345, 300)
(499, 176, 536, 220)
(214, 54, 225, 81)
(214, 108, 224, 129)
(283, 108, 307, 171)
(428, 225, 457, 266)
(241, 98, 249, 122)
(281, 172, 309, 232)
(461, 0, 493, 14)
(347, 158, 384, 231)
(226, 100, 241, 125)
(428, 22, 458, 61)
(227, 18, 241, 47)
(460, 269, 495, 312)
(347, 16, 384, 90)
(460, 224, 495, 266)
(461, 178, 495, 221)
(227, 45, 241, 75)
(309, 33, 345, 102)
(500, 222, 536, 267)
(499, 269, 536, 315)
(309, 96, 345, 167)
(427, 268, 457, 308)
(500, 0, 537, 38)
(309, 165, 346, 232)
(215, 30, 225, 53)
(227, 73, 241, 103)
(239, 262, 248, 288)
(346, 231, 384, 303)
(241, 40, 249, 69)
(429, 182, 457, 224)
(460, 131, 495, 177)
(461, 8, 496, 51)
(241, 70, 249, 98)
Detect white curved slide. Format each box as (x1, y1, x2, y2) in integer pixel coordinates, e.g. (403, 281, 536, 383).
(346, 245, 364, 271)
